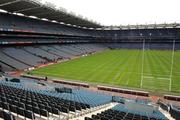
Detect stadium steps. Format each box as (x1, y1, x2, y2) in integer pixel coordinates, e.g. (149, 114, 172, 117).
(0, 50, 33, 67)
(69, 102, 118, 120)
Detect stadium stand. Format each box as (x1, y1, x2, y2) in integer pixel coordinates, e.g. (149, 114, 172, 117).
(0, 51, 30, 70)
(1, 77, 173, 120)
(0, 77, 114, 119)
(0, 44, 107, 72)
(85, 103, 168, 120)
(23, 46, 60, 62)
(169, 105, 180, 120)
(0, 1, 180, 120)
(0, 12, 91, 36)
(2, 47, 45, 66)
(0, 110, 15, 120)
(157, 99, 180, 120)
(0, 62, 15, 72)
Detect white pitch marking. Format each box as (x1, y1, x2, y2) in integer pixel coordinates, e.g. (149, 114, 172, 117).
(157, 77, 170, 80)
(143, 76, 154, 79)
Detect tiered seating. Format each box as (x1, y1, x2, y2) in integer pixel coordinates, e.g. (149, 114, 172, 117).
(39, 46, 64, 59)
(6, 77, 112, 107)
(0, 51, 30, 70)
(24, 46, 60, 61)
(112, 104, 167, 120)
(85, 103, 168, 120)
(157, 100, 169, 111)
(0, 13, 89, 36)
(85, 109, 149, 120)
(46, 46, 72, 59)
(0, 62, 15, 72)
(52, 45, 75, 58)
(0, 109, 15, 120)
(2, 48, 45, 66)
(59, 45, 80, 56)
(0, 84, 90, 120)
(169, 105, 180, 120)
(104, 43, 180, 50)
(0, 44, 107, 72)
(64, 45, 86, 55)
(0, 77, 114, 119)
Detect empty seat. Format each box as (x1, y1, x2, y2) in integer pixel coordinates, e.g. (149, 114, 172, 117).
(2, 102, 9, 110)
(40, 109, 48, 117)
(17, 107, 25, 117)
(3, 111, 15, 120)
(26, 104, 33, 111)
(33, 107, 40, 115)
(25, 110, 35, 119)
(9, 105, 17, 114)
(52, 108, 59, 115)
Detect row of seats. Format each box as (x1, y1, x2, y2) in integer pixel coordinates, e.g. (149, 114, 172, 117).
(0, 44, 107, 72)
(169, 105, 180, 120)
(0, 84, 90, 119)
(105, 43, 180, 50)
(0, 12, 177, 37)
(0, 13, 88, 36)
(0, 109, 15, 120)
(158, 100, 180, 119)
(85, 109, 165, 120)
(1, 77, 112, 107)
(85, 101, 168, 120)
(157, 100, 169, 111)
(0, 102, 35, 119)
(112, 104, 166, 120)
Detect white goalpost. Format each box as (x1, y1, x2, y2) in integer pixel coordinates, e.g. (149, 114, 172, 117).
(140, 38, 145, 88)
(169, 39, 175, 91)
(139, 34, 175, 91)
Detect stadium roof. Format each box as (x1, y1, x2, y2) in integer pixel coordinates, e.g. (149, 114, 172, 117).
(0, 0, 180, 30)
(0, 0, 101, 28)
(101, 23, 180, 30)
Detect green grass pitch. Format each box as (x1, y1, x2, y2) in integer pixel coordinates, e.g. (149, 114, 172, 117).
(29, 50, 180, 93)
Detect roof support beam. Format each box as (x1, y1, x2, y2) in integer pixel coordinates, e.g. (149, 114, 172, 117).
(0, 0, 21, 7)
(14, 6, 41, 13)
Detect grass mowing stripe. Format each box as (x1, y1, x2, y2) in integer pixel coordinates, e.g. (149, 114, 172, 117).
(30, 49, 180, 93)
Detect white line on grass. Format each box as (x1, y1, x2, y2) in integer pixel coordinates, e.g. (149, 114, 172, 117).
(157, 77, 170, 80)
(143, 76, 154, 79)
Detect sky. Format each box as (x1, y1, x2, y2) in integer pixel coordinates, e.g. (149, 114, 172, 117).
(41, 0, 180, 26)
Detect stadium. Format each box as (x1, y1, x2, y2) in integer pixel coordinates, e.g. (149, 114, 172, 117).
(0, 0, 180, 120)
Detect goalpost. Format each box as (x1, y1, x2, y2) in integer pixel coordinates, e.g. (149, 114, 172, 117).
(139, 33, 176, 91)
(140, 37, 145, 88)
(169, 39, 175, 91)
